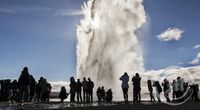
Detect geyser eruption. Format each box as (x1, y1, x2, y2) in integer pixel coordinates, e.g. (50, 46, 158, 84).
(76, 0, 146, 99)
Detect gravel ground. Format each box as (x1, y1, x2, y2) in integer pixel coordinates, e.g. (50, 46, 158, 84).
(0, 101, 200, 110)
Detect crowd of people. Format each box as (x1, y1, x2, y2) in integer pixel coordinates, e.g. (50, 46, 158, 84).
(119, 72, 200, 104)
(59, 77, 113, 103)
(1, 67, 200, 105)
(59, 77, 95, 103)
(96, 87, 113, 103)
(149, 77, 200, 103)
(0, 67, 52, 103)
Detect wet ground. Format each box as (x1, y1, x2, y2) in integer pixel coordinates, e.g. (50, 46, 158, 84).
(0, 101, 200, 110)
(0, 101, 116, 110)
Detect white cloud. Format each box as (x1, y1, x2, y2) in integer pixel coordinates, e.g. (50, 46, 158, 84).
(0, 7, 53, 15)
(157, 27, 184, 41)
(197, 52, 200, 59)
(194, 44, 200, 49)
(54, 10, 83, 16)
(189, 52, 200, 65)
(0, 7, 82, 16)
(0, 8, 17, 14)
(189, 58, 199, 65)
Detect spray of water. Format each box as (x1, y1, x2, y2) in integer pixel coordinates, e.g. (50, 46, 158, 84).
(76, 0, 146, 100)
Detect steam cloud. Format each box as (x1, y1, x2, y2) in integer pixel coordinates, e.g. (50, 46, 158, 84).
(76, 0, 146, 100)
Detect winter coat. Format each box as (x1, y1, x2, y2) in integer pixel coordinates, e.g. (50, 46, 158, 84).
(82, 80, 88, 90)
(153, 81, 162, 93)
(59, 88, 68, 100)
(177, 79, 184, 92)
(41, 82, 48, 93)
(18, 71, 30, 86)
(87, 81, 94, 90)
(171, 81, 178, 92)
(132, 76, 141, 90)
(70, 81, 76, 93)
(120, 75, 129, 89)
(147, 80, 153, 91)
(76, 81, 82, 92)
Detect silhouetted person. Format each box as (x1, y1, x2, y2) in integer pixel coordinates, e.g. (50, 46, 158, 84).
(46, 82, 52, 102)
(76, 79, 82, 102)
(59, 86, 68, 102)
(96, 87, 102, 103)
(82, 77, 88, 102)
(190, 84, 199, 102)
(194, 84, 199, 102)
(105, 89, 113, 103)
(41, 78, 51, 102)
(162, 79, 171, 102)
(153, 81, 162, 103)
(0, 79, 11, 101)
(11, 79, 18, 102)
(132, 73, 141, 103)
(101, 86, 105, 102)
(18, 67, 30, 102)
(183, 82, 189, 100)
(87, 78, 94, 102)
(29, 75, 37, 102)
(147, 80, 155, 102)
(176, 77, 184, 102)
(171, 79, 178, 101)
(36, 77, 43, 102)
(70, 77, 76, 102)
(119, 72, 129, 104)
(183, 82, 188, 92)
(41, 78, 47, 102)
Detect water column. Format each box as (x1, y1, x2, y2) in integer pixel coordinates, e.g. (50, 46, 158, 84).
(76, 0, 146, 100)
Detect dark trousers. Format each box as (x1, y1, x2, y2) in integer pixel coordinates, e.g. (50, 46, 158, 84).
(164, 91, 170, 102)
(70, 92, 75, 102)
(122, 88, 128, 103)
(83, 89, 87, 102)
(77, 91, 82, 102)
(87, 90, 93, 102)
(36, 90, 41, 101)
(133, 90, 141, 102)
(172, 91, 176, 100)
(176, 90, 183, 102)
(29, 87, 35, 101)
(11, 90, 18, 102)
(18, 85, 29, 102)
(41, 92, 49, 102)
(149, 91, 155, 101)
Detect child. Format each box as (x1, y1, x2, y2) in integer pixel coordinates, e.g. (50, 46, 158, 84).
(59, 86, 68, 102)
(96, 87, 102, 103)
(105, 89, 113, 103)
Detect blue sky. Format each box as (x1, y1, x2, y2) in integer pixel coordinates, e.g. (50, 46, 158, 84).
(0, 0, 200, 81)
(143, 0, 200, 69)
